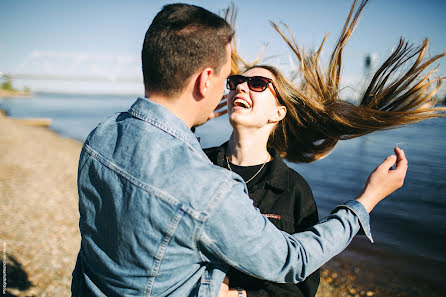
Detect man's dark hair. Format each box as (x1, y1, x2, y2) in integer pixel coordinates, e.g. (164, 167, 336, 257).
(142, 3, 234, 97)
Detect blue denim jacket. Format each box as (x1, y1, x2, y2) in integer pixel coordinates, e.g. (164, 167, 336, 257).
(71, 97, 373, 297)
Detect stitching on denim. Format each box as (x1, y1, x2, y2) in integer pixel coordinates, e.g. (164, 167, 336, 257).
(200, 274, 211, 284)
(194, 170, 240, 262)
(129, 108, 191, 145)
(144, 207, 184, 297)
(130, 109, 184, 140)
(195, 173, 249, 265)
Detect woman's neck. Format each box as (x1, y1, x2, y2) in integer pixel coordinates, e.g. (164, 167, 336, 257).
(227, 128, 271, 166)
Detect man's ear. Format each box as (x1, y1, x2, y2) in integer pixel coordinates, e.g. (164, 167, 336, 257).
(269, 105, 287, 123)
(196, 67, 213, 99)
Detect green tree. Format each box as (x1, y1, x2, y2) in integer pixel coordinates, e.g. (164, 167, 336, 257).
(1, 76, 15, 91)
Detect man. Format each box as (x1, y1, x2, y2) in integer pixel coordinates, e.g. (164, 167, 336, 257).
(71, 3, 407, 297)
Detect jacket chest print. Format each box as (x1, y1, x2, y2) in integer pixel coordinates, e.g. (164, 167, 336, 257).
(263, 214, 281, 220)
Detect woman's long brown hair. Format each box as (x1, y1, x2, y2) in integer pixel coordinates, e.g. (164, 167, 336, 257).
(229, 0, 446, 163)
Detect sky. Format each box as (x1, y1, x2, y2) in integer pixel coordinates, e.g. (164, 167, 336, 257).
(0, 0, 445, 96)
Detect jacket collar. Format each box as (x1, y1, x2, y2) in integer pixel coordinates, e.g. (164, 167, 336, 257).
(128, 97, 206, 159)
(213, 142, 289, 192)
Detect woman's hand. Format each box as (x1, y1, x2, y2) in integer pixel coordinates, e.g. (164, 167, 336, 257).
(218, 276, 247, 297)
(356, 147, 408, 213)
(208, 95, 228, 121)
(218, 276, 230, 297)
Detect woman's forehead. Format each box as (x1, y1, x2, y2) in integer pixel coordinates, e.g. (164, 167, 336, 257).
(243, 67, 275, 80)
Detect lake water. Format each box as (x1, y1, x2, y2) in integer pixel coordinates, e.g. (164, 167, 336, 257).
(2, 93, 445, 296)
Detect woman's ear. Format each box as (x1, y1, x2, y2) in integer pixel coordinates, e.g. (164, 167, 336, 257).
(269, 105, 287, 123)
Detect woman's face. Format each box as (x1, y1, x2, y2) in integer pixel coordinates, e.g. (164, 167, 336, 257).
(227, 67, 285, 130)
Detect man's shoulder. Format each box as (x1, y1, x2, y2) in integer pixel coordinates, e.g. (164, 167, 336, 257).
(83, 121, 240, 208)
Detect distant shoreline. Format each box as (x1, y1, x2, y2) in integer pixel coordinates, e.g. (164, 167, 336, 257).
(0, 89, 31, 98)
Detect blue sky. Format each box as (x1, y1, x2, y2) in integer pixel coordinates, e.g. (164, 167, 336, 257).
(0, 0, 445, 95)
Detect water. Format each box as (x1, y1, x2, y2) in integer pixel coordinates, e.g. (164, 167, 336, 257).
(2, 93, 445, 295)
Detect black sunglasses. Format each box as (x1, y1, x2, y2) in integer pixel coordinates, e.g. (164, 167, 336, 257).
(227, 75, 279, 96)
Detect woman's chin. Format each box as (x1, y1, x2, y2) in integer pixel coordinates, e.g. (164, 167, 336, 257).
(229, 114, 256, 128)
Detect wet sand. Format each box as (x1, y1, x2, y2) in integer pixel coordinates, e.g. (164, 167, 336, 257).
(0, 113, 411, 297)
(322, 237, 444, 297)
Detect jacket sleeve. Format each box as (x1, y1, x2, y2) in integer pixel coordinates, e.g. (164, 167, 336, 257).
(198, 179, 373, 284)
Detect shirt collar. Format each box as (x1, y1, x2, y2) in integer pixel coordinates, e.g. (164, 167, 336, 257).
(214, 142, 289, 192)
(128, 97, 205, 158)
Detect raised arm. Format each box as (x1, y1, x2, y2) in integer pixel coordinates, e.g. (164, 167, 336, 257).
(203, 148, 408, 284)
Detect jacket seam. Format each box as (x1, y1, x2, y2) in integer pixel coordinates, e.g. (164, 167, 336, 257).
(195, 172, 242, 262)
(144, 207, 185, 297)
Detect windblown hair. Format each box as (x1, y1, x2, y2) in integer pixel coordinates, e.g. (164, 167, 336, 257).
(224, 4, 264, 75)
(231, 0, 446, 162)
(142, 3, 234, 97)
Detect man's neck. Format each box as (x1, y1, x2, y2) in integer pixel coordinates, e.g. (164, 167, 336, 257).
(227, 127, 271, 166)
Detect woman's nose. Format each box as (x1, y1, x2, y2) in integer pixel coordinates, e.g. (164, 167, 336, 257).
(236, 81, 249, 93)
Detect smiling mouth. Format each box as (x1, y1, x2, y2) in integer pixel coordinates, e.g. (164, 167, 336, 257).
(233, 98, 251, 109)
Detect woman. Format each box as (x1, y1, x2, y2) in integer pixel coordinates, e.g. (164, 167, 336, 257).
(205, 66, 321, 297)
(209, 1, 445, 296)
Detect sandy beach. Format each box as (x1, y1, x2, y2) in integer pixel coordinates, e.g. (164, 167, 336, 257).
(0, 114, 381, 297)
(0, 115, 81, 296)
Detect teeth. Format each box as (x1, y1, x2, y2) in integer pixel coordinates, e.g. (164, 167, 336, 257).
(234, 98, 251, 109)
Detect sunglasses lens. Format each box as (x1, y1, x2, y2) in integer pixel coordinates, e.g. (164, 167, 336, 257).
(227, 75, 272, 92)
(227, 76, 243, 90)
(249, 77, 269, 92)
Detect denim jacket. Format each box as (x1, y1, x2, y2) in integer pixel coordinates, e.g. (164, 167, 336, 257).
(71, 97, 373, 297)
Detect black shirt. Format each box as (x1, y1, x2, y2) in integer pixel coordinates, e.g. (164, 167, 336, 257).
(204, 143, 320, 297)
(226, 160, 271, 188)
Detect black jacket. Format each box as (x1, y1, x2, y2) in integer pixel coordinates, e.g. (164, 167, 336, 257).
(204, 143, 320, 297)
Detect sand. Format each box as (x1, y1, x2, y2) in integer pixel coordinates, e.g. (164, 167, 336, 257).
(1, 116, 81, 296)
(0, 114, 376, 297)
(0, 90, 31, 98)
